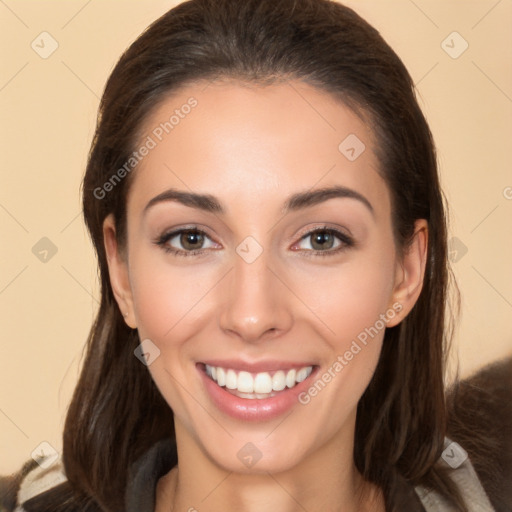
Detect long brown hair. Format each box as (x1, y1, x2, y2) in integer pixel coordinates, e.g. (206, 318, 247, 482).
(23, 0, 465, 510)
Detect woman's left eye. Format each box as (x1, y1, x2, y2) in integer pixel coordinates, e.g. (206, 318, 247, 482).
(291, 227, 354, 256)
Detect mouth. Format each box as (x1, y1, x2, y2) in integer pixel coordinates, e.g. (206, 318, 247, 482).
(204, 363, 314, 399)
(197, 361, 319, 421)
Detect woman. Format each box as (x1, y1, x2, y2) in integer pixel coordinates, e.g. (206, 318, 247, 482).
(3, 0, 510, 511)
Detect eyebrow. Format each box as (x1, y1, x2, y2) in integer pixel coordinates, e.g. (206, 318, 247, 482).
(143, 185, 374, 217)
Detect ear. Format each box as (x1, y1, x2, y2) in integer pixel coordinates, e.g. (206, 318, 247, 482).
(386, 219, 428, 328)
(103, 214, 137, 329)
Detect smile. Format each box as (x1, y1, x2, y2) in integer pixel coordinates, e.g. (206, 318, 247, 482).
(205, 364, 314, 399)
(197, 361, 318, 421)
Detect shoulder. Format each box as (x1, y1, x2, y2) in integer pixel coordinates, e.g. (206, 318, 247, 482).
(1, 455, 98, 512)
(0, 458, 36, 512)
(17, 460, 67, 509)
(2, 437, 176, 512)
(446, 356, 512, 511)
(0, 455, 67, 512)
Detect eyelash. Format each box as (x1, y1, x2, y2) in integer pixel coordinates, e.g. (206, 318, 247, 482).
(153, 225, 354, 258)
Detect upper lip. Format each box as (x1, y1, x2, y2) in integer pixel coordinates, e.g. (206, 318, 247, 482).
(199, 359, 317, 373)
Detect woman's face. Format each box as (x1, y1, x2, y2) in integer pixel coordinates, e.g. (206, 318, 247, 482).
(104, 80, 426, 474)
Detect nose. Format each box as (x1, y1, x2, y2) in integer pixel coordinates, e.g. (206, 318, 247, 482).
(219, 246, 293, 343)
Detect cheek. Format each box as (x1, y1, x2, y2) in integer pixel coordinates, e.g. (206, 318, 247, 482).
(296, 244, 396, 400)
(129, 248, 218, 343)
(298, 248, 396, 347)
(127, 251, 222, 420)
(293, 257, 396, 429)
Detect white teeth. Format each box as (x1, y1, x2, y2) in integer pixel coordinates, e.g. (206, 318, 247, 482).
(204, 364, 313, 396)
(272, 371, 286, 391)
(237, 371, 254, 393)
(296, 367, 311, 382)
(285, 369, 296, 388)
(225, 369, 237, 390)
(216, 367, 226, 387)
(254, 373, 273, 394)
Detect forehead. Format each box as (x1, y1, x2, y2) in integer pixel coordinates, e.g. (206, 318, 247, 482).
(127, 79, 389, 217)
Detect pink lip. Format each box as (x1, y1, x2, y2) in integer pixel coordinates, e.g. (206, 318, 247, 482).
(197, 363, 319, 422)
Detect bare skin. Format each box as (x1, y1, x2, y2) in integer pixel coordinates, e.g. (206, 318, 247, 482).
(103, 79, 427, 512)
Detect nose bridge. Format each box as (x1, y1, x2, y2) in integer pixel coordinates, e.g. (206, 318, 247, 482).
(219, 239, 292, 342)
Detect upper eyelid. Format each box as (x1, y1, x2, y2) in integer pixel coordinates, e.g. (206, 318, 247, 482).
(298, 225, 352, 240)
(160, 227, 218, 246)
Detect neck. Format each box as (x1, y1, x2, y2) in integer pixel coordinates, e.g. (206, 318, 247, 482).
(156, 417, 384, 512)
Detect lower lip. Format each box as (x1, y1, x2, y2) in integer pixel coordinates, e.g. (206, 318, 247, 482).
(197, 364, 318, 422)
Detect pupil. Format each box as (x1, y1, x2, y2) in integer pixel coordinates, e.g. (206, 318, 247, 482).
(182, 231, 203, 249)
(312, 232, 333, 250)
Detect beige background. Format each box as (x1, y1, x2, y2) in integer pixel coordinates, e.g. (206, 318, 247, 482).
(1, 0, 511, 476)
